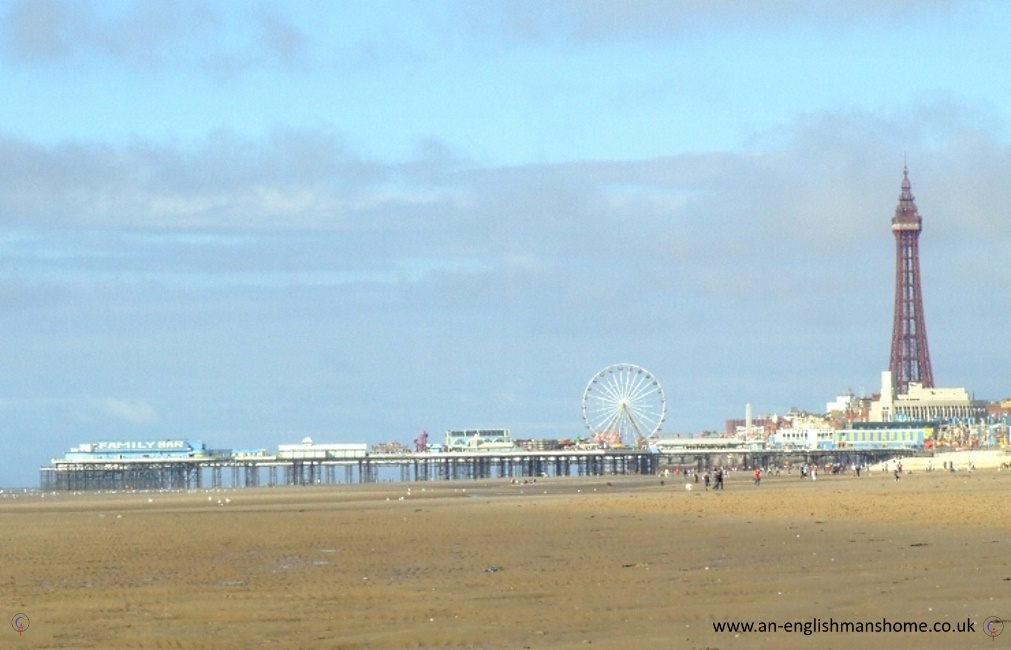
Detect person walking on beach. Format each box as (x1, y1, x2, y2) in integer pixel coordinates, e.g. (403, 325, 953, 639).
(753, 468, 761, 486)
(703, 471, 711, 491)
(714, 468, 724, 490)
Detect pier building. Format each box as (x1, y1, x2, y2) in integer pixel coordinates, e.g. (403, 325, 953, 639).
(442, 429, 514, 452)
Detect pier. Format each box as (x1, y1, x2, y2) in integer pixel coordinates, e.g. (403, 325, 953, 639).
(39, 447, 904, 491)
(39, 449, 658, 491)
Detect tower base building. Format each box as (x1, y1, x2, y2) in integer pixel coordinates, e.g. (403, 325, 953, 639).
(870, 371, 986, 423)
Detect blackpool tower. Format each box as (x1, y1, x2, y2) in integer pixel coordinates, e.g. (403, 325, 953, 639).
(889, 166, 934, 394)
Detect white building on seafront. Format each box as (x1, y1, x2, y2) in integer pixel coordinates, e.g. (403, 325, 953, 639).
(769, 425, 836, 450)
(870, 371, 987, 423)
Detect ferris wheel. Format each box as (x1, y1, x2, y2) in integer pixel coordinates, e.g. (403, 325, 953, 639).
(581, 363, 667, 448)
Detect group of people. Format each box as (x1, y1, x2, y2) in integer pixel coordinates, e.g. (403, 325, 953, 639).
(665, 457, 991, 490)
(662, 467, 725, 490)
(703, 467, 725, 490)
(668, 460, 896, 489)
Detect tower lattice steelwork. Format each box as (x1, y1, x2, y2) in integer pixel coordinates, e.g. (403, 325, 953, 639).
(889, 166, 934, 394)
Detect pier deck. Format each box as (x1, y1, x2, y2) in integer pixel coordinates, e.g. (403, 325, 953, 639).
(39, 447, 904, 491)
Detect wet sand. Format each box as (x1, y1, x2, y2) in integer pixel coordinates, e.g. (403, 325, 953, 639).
(3, 463, 1009, 649)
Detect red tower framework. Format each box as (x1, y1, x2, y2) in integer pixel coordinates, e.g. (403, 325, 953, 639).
(889, 166, 934, 394)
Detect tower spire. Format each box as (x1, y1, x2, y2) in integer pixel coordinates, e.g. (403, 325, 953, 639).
(889, 166, 934, 394)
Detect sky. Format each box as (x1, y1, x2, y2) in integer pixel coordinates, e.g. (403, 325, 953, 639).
(2, 0, 1011, 487)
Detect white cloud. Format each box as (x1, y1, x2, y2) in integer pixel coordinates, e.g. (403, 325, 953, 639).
(0, 0, 308, 75)
(461, 0, 974, 43)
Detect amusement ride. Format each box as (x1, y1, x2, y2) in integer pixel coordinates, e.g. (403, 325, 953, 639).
(581, 363, 667, 448)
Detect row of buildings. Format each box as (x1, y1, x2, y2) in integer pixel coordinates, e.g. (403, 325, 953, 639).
(722, 370, 1008, 452)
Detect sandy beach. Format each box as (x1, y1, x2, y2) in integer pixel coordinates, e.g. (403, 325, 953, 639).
(3, 455, 1010, 649)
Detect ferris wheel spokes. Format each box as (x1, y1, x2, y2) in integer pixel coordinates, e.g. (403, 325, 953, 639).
(581, 363, 667, 448)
